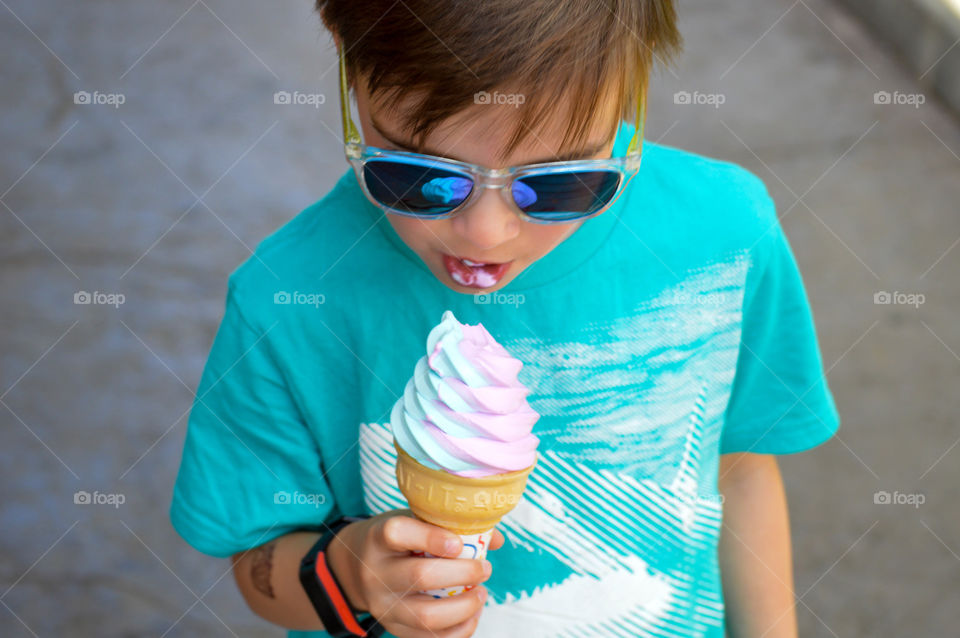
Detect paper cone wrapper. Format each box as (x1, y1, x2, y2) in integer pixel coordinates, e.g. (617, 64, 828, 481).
(394, 441, 536, 535)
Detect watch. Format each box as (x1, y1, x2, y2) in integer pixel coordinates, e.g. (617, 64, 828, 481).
(299, 515, 384, 637)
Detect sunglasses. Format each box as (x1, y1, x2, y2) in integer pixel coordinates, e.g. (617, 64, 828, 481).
(337, 45, 646, 224)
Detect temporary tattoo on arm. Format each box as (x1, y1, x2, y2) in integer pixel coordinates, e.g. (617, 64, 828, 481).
(250, 541, 277, 599)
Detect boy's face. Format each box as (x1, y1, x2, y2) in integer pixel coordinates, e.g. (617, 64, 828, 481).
(353, 80, 619, 294)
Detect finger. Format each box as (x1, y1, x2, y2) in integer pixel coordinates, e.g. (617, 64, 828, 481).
(489, 527, 505, 550)
(381, 620, 477, 638)
(379, 514, 462, 557)
(385, 604, 484, 638)
(386, 555, 491, 593)
(388, 586, 487, 632)
(439, 603, 485, 638)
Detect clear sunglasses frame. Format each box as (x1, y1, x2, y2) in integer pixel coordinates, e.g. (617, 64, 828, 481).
(337, 43, 646, 224)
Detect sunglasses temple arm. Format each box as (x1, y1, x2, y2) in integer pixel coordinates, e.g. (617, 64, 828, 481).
(339, 44, 362, 148)
(625, 84, 646, 157)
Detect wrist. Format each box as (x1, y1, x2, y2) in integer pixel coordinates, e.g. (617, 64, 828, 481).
(326, 521, 368, 613)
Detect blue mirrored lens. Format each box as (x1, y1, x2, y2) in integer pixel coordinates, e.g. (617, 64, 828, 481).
(515, 171, 621, 221)
(512, 180, 537, 209)
(363, 160, 473, 215)
(421, 176, 472, 205)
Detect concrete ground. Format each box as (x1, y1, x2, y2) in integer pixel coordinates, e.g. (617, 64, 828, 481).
(1, 0, 958, 636)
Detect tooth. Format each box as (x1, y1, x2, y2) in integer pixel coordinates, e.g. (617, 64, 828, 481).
(462, 259, 486, 267)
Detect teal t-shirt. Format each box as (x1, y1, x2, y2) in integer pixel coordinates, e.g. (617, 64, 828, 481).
(170, 121, 840, 637)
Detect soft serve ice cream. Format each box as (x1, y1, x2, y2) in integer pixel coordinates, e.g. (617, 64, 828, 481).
(391, 310, 539, 477)
(391, 310, 540, 598)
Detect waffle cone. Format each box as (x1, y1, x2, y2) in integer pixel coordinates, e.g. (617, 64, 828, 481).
(394, 441, 536, 535)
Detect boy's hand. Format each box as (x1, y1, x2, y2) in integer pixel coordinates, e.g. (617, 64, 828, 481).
(327, 509, 502, 638)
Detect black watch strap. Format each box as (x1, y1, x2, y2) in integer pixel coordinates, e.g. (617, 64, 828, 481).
(299, 515, 384, 637)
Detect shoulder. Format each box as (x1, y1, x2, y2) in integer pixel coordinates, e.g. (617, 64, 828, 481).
(616, 141, 781, 273)
(224, 168, 368, 322)
(639, 141, 775, 228)
(611, 121, 775, 233)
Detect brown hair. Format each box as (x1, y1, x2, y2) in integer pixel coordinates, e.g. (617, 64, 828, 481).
(315, 1, 682, 163)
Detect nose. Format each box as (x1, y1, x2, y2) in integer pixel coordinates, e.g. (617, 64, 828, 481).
(450, 187, 520, 252)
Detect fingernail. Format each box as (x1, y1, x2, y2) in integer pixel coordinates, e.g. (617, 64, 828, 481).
(479, 587, 488, 603)
(444, 537, 461, 555)
(481, 559, 492, 577)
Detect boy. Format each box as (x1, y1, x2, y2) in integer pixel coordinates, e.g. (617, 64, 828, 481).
(170, 1, 840, 636)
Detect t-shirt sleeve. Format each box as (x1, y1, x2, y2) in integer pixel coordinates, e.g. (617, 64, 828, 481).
(169, 280, 335, 558)
(720, 197, 841, 455)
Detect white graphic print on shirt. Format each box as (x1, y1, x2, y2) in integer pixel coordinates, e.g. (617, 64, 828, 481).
(359, 255, 749, 637)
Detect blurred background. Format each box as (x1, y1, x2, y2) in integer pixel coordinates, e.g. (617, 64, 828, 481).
(1, 0, 958, 635)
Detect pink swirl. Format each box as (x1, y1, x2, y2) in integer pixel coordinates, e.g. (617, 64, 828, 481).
(391, 310, 539, 476)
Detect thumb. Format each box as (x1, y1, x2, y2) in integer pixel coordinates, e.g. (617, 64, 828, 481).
(489, 527, 505, 550)
(378, 511, 463, 557)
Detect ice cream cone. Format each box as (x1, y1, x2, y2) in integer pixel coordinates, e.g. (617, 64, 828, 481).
(395, 440, 536, 535)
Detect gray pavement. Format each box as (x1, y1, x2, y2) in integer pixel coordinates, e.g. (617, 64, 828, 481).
(1, 0, 958, 636)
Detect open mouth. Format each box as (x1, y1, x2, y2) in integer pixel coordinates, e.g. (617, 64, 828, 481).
(441, 254, 512, 289)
